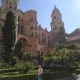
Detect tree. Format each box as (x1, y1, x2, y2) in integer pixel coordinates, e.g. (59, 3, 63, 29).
(2, 11, 16, 64)
(58, 26, 66, 44)
(14, 38, 25, 62)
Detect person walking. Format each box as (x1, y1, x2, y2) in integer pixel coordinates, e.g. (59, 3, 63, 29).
(37, 65, 43, 80)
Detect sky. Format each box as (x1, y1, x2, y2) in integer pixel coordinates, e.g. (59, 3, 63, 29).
(19, 0, 80, 34)
(0, 0, 80, 33)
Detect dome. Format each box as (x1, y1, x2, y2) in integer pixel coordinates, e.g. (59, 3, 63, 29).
(51, 6, 61, 17)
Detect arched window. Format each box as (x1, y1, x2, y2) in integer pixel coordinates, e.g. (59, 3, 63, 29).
(35, 26, 37, 30)
(18, 24, 20, 33)
(18, 24, 24, 34)
(9, 1, 13, 9)
(48, 36, 50, 46)
(30, 26, 33, 30)
(35, 32, 37, 37)
(18, 16, 20, 21)
(15, 6, 17, 9)
(54, 16, 56, 19)
(21, 25, 23, 34)
(10, 6, 12, 8)
(54, 26, 58, 30)
(31, 18, 33, 22)
(21, 19, 23, 22)
(31, 33, 33, 37)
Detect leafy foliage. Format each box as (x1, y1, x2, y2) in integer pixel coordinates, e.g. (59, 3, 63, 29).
(58, 26, 66, 44)
(16, 63, 31, 73)
(23, 53, 33, 62)
(42, 48, 80, 68)
(14, 39, 24, 61)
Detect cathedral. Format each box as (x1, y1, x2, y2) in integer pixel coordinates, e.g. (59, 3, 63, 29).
(0, 0, 64, 55)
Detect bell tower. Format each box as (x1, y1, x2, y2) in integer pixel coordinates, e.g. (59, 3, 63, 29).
(51, 6, 64, 33)
(50, 6, 64, 48)
(1, 0, 19, 11)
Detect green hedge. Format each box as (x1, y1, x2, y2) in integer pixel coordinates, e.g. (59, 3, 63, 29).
(0, 68, 19, 74)
(0, 73, 37, 80)
(0, 72, 19, 76)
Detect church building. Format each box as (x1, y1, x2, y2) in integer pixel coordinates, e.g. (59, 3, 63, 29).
(0, 0, 64, 55)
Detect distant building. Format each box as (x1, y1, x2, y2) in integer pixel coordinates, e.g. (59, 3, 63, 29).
(0, 0, 64, 55)
(67, 28, 80, 43)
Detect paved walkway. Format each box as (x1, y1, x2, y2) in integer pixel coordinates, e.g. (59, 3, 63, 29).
(53, 74, 80, 80)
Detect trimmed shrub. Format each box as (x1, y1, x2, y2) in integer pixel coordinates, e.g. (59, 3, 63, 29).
(0, 68, 19, 74)
(0, 73, 36, 80)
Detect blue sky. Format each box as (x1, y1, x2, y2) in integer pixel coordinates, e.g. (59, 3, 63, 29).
(0, 0, 80, 33)
(19, 0, 80, 33)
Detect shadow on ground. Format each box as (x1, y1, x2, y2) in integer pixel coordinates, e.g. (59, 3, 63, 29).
(54, 74, 80, 80)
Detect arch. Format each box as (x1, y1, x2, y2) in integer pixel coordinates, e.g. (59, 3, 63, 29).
(18, 38, 28, 47)
(18, 24, 24, 34)
(18, 16, 20, 21)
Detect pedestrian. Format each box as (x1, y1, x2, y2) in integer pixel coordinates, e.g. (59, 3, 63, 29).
(37, 65, 43, 80)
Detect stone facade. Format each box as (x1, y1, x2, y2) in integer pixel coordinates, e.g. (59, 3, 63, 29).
(66, 28, 80, 43)
(0, 0, 64, 55)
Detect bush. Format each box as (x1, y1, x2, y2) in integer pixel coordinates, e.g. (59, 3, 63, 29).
(16, 63, 31, 74)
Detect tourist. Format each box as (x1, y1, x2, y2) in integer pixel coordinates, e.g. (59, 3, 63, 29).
(37, 65, 43, 80)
